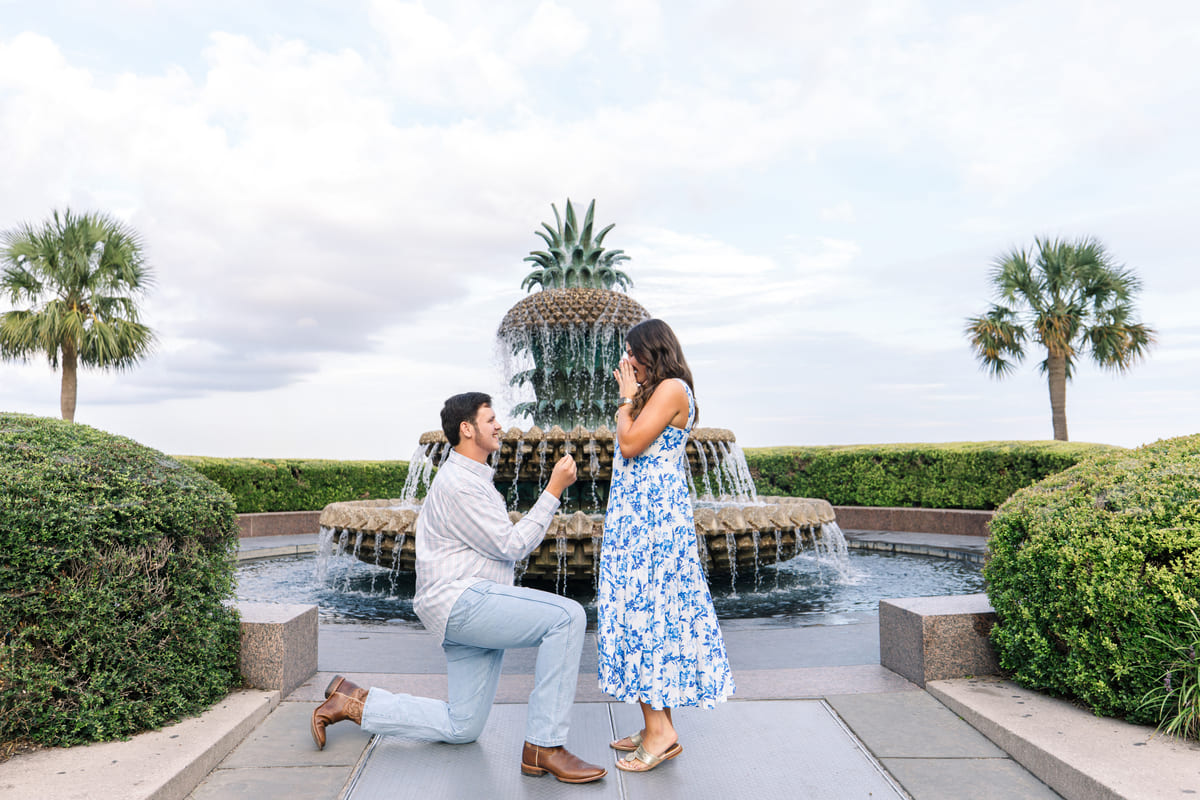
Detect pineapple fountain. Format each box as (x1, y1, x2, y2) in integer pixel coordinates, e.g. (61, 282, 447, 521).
(319, 200, 842, 591)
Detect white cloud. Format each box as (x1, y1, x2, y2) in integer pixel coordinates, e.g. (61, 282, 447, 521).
(819, 202, 855, 223)
(609, 0, 662, 55)
(368, 0, 527, 108)
(2, 1, 1197, 457)
(509, 2, 589, 65)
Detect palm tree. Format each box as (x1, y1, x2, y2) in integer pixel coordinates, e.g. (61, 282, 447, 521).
(1, 209, 156, 422)
(965, 236, 1155, 441)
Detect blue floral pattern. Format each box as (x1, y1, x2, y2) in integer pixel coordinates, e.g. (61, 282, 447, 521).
(597, 379, 735, 710)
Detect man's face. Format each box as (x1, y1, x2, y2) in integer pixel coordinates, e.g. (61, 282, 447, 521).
(469, 404, 503, 454)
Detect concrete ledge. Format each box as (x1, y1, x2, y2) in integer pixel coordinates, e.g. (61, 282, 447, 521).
(929, 676, 1200, 800)
(236, 511, 321, 538)
(237, 602, 318, 696)
(236, 542, 319, 562)
(834, 506, 993, 537)
(844, 531, 986, 564)
(879, 594, 999, 688)
(0, 689, 279, 800)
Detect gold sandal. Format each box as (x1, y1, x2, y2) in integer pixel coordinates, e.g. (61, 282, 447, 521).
(615, 741, 683, 773)
(609, 731, 643, 752)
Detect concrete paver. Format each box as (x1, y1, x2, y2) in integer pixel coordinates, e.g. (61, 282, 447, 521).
(609, 699, 904, 800)
(218, 702, 370, 768)
(879, 758, 1061, 800)
(827, 691, 1007, 758)
(189, 766, 353, 800)
(930, 676, 1200, 800)
(190, 703, 370, 800)
(345, 704, 617, 800)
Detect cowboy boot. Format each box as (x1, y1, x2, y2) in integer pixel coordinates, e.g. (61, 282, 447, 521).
(520, 742, 607, 783)
(310, 675, 368, 749)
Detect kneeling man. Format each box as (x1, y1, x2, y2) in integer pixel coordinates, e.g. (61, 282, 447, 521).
(310, 392, 605, 784)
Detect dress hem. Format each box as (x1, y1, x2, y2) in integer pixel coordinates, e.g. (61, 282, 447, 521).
(597, 684, 736, 711)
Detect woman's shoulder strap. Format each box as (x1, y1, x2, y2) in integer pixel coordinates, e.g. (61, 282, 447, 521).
(672, 378, 695, 427)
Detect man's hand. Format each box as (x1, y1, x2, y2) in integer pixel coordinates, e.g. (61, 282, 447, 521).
(545, 454, 578, 499)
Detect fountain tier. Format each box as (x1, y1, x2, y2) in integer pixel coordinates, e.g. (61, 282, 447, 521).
(319, 494, 837, 586)
(322, 424, 840, 586)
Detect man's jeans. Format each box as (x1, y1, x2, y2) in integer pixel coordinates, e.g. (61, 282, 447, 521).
(360, 581, 586, 747)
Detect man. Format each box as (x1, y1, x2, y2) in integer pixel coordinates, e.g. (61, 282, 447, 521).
(310, 392, 606, 784)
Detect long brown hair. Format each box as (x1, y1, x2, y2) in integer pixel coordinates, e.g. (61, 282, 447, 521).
(625, 318, 698, 425)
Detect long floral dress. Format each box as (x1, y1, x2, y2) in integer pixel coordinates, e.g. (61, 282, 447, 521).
(597, 379, 735, 709)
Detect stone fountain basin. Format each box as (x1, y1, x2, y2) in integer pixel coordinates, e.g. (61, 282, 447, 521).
(319, 495, 837, 583)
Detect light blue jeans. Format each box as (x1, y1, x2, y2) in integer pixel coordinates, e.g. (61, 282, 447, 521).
(359, 581, 586, 747)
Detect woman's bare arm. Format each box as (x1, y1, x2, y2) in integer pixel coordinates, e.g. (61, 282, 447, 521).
(615, 379, 689, 459)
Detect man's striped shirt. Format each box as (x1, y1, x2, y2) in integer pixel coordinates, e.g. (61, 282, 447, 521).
(413, 449, 561, 642)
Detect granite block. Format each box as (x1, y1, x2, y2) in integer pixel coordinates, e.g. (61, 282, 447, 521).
(237, 511, 322, 538)
(237, 602, 318, 696)
(834, 506, 994, 537)
(879, 594, 999, 687)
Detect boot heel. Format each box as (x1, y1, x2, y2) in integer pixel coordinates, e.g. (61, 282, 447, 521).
(521, 764, 547, 777)
(324, 675, 344, 699)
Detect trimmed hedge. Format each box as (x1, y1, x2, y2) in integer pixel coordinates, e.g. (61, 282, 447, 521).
(175, 457, 410, 513)
(0, 413, 241, 747)
(984, 433, 1200, 723)
(743, 441, 1119, 510)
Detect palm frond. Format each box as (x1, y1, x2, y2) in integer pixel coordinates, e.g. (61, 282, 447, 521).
(992, 247, 1043, 311)
(1088, 319, 1157, 373)
(965, 306, 1027, 377)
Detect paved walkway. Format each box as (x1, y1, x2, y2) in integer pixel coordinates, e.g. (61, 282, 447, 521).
(191, 614, 1063, 800)
(4, 532, 1198, 799)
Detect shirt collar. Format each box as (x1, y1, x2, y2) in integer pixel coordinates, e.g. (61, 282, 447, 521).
(446, 448, 496, 481)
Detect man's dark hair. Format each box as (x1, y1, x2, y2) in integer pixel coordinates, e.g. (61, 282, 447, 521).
(441, 392, 492, 446)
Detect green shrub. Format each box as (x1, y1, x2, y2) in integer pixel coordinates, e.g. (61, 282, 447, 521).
(744, 440, 1118, 510)
(175, 457, 410, 513)
(985, 433, 1200, 724)
(0, 413, 241, 747)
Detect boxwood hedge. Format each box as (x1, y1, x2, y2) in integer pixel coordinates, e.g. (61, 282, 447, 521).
(174, 456, 410, 513)
(0, 414, 241, 748)
(985, 433, 1200, 722)
(744, 441, 1118, 510)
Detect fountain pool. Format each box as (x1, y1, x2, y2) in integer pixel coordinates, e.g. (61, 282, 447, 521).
(235, 547, 985, 628)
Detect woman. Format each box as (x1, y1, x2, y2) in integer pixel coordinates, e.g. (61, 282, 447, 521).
(596, 318, 735, 773)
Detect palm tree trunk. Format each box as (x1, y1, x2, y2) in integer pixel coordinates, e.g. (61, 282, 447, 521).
(1047, 352, 1068, 441)
(60, 342, 78, 422)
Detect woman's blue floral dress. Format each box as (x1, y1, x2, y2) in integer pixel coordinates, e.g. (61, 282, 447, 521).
(597, 379, 735, 709)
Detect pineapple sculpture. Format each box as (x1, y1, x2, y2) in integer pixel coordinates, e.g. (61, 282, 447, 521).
(499, 199, 650, 430)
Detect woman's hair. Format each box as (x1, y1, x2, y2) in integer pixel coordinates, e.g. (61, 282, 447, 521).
(625, 318, 698, 425)
(441, 391, 492, 446)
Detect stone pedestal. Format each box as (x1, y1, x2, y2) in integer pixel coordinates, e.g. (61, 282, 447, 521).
(879, 594, 1000, 688)
(236, 602, 318, 696)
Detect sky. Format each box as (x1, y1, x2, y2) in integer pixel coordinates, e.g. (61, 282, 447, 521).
(0, 0, 1197, 460)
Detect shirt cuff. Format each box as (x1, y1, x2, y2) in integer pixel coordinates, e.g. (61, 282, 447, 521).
(529, 489, 562, 523)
